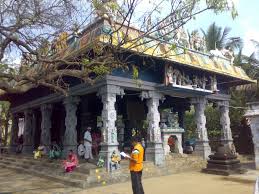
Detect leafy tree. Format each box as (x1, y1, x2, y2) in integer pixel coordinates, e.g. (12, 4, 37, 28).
(0, 0, 236, 95)
(201, 22, 242, 51)
(0, 101, 10, 145)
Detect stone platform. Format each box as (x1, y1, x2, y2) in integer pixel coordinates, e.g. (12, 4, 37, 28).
(202, 146, 247, 176)
(0, 153, 206, 188)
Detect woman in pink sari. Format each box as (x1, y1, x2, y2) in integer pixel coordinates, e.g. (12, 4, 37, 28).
(63, 150, 79, 173)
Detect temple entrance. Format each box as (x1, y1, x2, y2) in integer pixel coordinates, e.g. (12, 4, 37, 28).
(116, 90, 148, 151)
(51, 102, 65, 146)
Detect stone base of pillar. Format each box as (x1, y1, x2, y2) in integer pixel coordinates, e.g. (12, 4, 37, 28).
(22, 145, 33, 153)
(194, 141, 211, 159)
(99, 143, 119, 172)
(145, 142, 165, 166)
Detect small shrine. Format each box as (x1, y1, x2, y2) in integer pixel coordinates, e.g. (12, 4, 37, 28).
(160, 109, 185, 155)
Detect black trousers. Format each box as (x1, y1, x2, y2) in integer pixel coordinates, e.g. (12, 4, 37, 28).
(130, 171, 144, 194)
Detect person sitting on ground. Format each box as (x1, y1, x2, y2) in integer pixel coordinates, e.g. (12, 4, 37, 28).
(110, 150, 121, 170)
(63, 150, 79, 173)
(33, 145, 47, 159)
(49, 142, 62, 159)
(184, 141, 193, 154)
(77, 140, 85, 159)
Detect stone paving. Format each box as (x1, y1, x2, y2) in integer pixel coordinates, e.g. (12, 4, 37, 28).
(0, 168, 255, 194)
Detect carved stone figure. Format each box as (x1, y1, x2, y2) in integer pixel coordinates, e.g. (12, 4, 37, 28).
(167, 110, 179, 128)
(202, 76, 208, 89)
(175, 27, 189, 47)
(221, 47, 235, 64)
(167, 65, 174, 84)
(193, 76, 199, 88)
(189, 30, 205, 51)
(210, 75, 218, 92)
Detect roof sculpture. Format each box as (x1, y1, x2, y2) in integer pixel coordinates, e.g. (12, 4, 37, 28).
(0, 18, 255, 97)
(53, 18, 255, 83)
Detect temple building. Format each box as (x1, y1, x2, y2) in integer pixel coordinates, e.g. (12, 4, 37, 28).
(0, 18, 255, 171)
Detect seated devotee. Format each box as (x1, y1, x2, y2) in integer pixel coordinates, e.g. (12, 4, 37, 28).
(183, 141, 194, 154)
(77, 141, 85, 159)
(49, 142, 62, 159)
(110, 150, 121, 171)
(63, 150, 79, 173)
(33, 145, 47, 159)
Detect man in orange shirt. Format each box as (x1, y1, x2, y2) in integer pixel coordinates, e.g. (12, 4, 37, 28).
(126, 136, 145, 194)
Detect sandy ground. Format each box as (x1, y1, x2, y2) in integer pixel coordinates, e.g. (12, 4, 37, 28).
(0, 168, 254, 194)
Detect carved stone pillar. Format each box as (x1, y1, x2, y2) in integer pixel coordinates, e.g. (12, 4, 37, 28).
(98, 85, 124, 171)
(23, 110, 33, 153)
(191, 97, 211, 159)
(63, 97, 80, 155)
(40, 104, 53, 149)
(245, 102, 259, 169)
(10, 114, 19, 152)
(140, 91, 165, 166)
(217, 101, 233, 146)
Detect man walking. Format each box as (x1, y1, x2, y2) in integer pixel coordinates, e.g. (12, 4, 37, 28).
(84, 127, 93, 161)
(127, 136, 145, 194)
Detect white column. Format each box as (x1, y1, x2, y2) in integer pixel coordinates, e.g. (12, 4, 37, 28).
(191, 97, 211, 159)
(245, 102, 259, 169)
(141, 91, 165, 166)
(98, 85, 124, 171)
(40, 104, 53, 149)
(23, 109, 33, 153)
(217, 101, 233, 146)
(63, 96, 80, 154)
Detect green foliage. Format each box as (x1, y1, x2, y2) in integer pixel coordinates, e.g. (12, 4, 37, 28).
(202, 22, 231, 51)
(92, 64, 111, 76)
(184, 107, 196, 139)
(0, 101, 10, 145)
(205, 104, 221, 139)
(184, 104, 221, 140)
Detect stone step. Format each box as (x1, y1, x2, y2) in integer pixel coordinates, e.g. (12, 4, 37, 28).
(0, 155, 95, 174)
(0, 157, 89, 181)
(0, 162, 87, 188)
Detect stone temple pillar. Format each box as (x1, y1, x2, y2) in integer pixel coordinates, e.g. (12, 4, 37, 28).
(63, 97, 80, 155)
(10, 114, 19, 152)
(245, 102, 259, 169)
(40, 104, 53, 149)
(23, 109, 33, 153)
(191, 97, 211, 159)
(217, 101, 233, 146)
(98, 85, 124, 171)
(141, 91, 165, 166)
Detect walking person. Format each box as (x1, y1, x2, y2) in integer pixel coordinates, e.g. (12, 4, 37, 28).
(126, 136, 145, 194)
(84, 127, 93, 161)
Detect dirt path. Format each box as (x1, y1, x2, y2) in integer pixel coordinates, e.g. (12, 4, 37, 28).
(0, 168, 254, 194)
